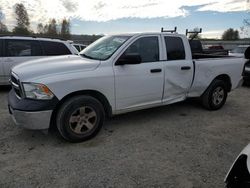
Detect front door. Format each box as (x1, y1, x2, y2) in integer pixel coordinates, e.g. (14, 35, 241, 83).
(113, 35, 164, 111)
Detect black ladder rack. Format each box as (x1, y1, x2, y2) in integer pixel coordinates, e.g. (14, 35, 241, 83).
(186, 28, 202, 40)
(161, 27, 177, 33)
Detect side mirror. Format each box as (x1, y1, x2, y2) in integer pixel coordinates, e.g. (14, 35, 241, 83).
(245, 47, 250, 59)
(116, 53, 142, 65)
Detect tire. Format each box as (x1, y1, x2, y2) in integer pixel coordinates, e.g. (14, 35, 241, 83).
(201, 79, 228, 110)
(56, 95, 105, 142)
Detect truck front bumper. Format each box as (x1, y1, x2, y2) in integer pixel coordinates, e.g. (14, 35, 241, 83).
(9, 106, 52, 130)
(8, 89, 59, 130)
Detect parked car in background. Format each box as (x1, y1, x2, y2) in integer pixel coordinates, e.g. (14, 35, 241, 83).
(8, 32, 245, 142)
(189, 40, 228, 55)
(0, 36, 78, 85)
(73, 43, 87, 52)
(229, 45, 250, 57)
(225, 143, 250, 187)
(208, 45, 224, 50)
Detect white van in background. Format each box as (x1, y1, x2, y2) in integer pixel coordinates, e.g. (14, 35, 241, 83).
(0, 36, 78, 85)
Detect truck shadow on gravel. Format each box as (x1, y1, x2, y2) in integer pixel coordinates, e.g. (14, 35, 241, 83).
(103, 99, 203, 131)
(13, 98, 203, 146)
(108, 99, 202, 121)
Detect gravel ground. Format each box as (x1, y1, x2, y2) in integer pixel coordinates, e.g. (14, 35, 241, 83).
(0, 86, 249, 188)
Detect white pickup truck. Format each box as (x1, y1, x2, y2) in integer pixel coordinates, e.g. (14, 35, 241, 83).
(8, 32, 245, 142)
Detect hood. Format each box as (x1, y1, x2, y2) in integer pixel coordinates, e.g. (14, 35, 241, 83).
(12, 55, 100, 81)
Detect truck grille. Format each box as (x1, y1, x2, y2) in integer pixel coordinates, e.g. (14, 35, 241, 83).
(10, 72, 22, 99)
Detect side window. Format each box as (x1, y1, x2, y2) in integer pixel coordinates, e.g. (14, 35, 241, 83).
(164, 36, 186, 60)
(80, 45, 86, 51)
(124, 36, 159, 63)
(40, 41, 71, 55)
(74, 45, 80, 52)
(6, 40, 42, 57)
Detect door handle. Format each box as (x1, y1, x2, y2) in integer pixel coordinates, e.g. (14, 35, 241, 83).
(150, 69, 162, 73)
(181, 66, 191, 70)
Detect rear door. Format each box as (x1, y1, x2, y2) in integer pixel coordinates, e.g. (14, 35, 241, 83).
(3, 39, 43, 80)
(162, 35, 194, 102)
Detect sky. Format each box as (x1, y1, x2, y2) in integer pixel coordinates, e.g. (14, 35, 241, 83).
(0, 0, 250, 38)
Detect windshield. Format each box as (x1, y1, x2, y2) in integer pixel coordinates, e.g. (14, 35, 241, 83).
(80, 35, 131, 60)
(231, 47, 248, 53)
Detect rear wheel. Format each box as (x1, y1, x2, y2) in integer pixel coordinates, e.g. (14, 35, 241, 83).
(201, 79, 228, 110)
(56, 95, 105, 142)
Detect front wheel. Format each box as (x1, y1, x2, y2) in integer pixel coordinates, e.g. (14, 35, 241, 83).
(56, 95, 105, 142)
(201, 80, 228, 110)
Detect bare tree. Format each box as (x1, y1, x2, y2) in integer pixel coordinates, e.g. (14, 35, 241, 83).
(60, 19, 71, 39)
(47, 19, 58, 36)
(241, 0, 250, 38)
(0, 7, 8, 34)
(43, 24, 49, 34)
(37, 23, 44, 34)
(12, 3, 32, 35)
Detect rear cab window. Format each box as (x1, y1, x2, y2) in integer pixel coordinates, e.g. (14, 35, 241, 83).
(123, 36, 159, 63)
(5, 39, 43, 57)
(40, 41, 71, 55)
(164, 36, 186, 60)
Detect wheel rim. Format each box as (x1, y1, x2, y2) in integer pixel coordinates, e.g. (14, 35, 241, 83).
(69, 106, 97, 134)
(212, 86, 225, 106)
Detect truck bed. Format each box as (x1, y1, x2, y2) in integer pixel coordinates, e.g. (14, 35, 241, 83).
(192, 53, 237, 59)
(188, 56, 245, 98)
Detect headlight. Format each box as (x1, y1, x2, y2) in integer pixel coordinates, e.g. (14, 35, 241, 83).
(23, 83, 54, 100)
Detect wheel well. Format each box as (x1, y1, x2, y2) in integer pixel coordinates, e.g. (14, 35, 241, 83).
(214, 74, 232, 92)
(49, 90, 112, 129)
(225, 154, 250, 186)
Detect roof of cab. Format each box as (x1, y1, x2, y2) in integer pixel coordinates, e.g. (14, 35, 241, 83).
(109, 32, 186, 38)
